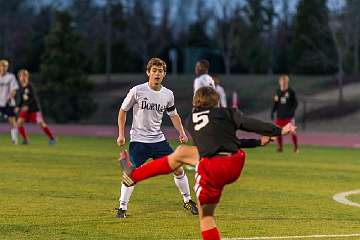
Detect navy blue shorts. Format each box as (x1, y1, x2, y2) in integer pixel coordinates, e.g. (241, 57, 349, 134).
(129, 141, 173, 167)
(0, 106, 15, 119)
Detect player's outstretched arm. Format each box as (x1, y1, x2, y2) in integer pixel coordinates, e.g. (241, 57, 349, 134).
(170, 114, 188, 143)
(238, 136, 277, 148)
(117, 109, 127, 146)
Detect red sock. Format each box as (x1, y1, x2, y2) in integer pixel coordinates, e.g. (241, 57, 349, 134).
(18, 126, 28, 142)
(277, 135, 283, 150)
(292, 133, 298, 150)
(201, 227, 220, 240)
(42, 126, 54, 140)
(131, 156, 172, 183)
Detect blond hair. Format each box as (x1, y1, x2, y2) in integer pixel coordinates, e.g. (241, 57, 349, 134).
(0, 59, 9, 68)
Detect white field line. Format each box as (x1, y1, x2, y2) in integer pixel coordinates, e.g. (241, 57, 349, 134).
(333, 189, 360, 208)
(223, 233, 360, 239)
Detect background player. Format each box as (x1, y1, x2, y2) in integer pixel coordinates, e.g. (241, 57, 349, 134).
(0, 59, 19, 144)
(15, 69, 56, 145)
(116, 57, 197, 218)
(120, 87, 296, 240)
(193, 59, 215, 93)
(271, 74, 299, 153)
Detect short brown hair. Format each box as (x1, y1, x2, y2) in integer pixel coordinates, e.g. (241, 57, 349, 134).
(18, 69, 29, 78)
(193, 87, 219, 108)
(198, 59, 210, 70)
(146, 57, 167, 72)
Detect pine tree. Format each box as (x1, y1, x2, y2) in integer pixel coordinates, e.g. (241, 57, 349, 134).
(39, 11, 96, 123)
(291, 0, 336, 74)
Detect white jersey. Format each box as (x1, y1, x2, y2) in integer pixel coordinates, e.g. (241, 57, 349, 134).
(0, 72, 18, 107)
(215, 85, 227, 107)
(121, 83, 178, 143)
(193, 74, 215, 94)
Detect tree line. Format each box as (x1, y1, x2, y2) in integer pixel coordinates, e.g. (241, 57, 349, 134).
(1, 0, 359, 76)
(0, 0, 358, 122)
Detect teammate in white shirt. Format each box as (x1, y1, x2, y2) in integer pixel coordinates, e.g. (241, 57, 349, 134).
(213, 75, 227, 107)
(115, 58, 198, 218)
(0, 60, 18, 144)
(193, 59, 215, 93)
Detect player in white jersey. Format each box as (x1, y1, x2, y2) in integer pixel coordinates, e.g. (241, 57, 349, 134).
(115, 58, 198, 218)
(213, 75, 227, 107)
(193, 59, 215, 93)
(0, 60, 18, 144)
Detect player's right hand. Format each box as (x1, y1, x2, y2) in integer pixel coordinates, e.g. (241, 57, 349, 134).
(281, 122, 297, 135)
(117, 135, 126, 146)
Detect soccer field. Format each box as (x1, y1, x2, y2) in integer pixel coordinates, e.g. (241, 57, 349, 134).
(1, 135, 360, 240)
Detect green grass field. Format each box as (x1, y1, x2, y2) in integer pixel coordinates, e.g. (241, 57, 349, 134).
(1, 134, 360, 240)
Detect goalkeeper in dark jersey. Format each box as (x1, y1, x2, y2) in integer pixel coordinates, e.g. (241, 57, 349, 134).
(15, 69, 56, 145)
(119, 87, 296, 240)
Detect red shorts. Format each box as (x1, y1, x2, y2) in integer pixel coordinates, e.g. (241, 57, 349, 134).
(275, 118, 295, 128)
(19, 111, 44, 123)
(194, 150, 246, 205)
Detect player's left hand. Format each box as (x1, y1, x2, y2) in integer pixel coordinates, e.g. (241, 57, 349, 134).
(179, 133, 188, 143)
(260, 136, 277, 146)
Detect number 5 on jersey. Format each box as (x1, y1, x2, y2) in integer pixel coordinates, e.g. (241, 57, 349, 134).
(193, 110, 210, 131)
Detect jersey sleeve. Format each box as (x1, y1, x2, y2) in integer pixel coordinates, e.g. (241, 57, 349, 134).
(238, 139, 261, 148)
(231, 109, 282, 136)
(121, 87, 137, 111)
(10, 75, 19, 92)
(291, 89, 298, 112)
(193, 78, 201, 93)
(271, 90, 279, 118)
(217, 86, 227, 107)
(166, 91, 178, 116)
(207, 75, 215, 89)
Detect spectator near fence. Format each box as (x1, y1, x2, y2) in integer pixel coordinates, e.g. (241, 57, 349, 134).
(271, 74, 299, 153)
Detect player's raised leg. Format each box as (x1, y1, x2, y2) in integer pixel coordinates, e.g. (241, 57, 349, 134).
(120, 145, 199, 185)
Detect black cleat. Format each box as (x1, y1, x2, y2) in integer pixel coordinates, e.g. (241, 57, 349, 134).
(184, 199, 198, 215)
(115, 208, 127, 218)
(118, 150, 135, 187)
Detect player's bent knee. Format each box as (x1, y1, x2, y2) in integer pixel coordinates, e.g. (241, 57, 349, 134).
(173, 167, 184, 176)
(201, 204, 216, 217)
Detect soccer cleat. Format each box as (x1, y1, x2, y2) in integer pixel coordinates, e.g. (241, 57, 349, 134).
(115, 208, 127, 218)
(119, 150, 135, 187)
(21, 140, 29, 145)
(48, 139, 56, 146)
(184, 199, 198, 215)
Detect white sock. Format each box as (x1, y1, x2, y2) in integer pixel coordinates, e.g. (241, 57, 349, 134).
(119, 183, 134, 210)
(174, 170, 191, 203)
(11, 128, 18, 144)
